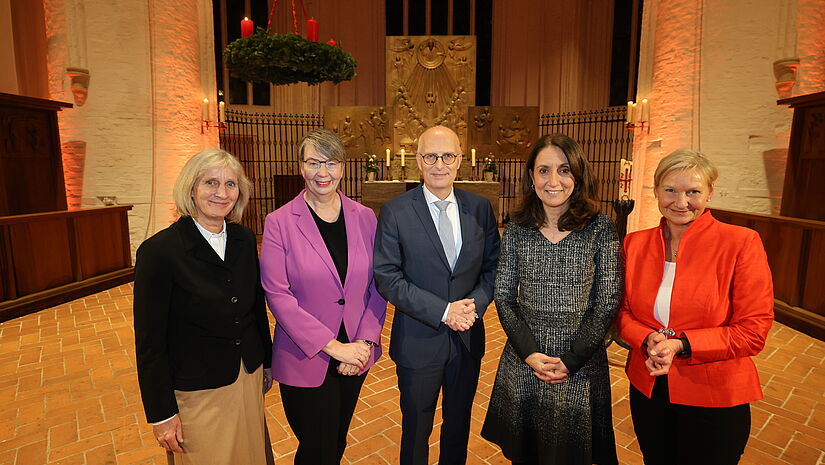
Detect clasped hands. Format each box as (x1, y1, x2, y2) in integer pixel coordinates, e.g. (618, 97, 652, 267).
(322, 339, 372, 377)
(525, 352, 569, 385)
(644, 332, 684, 376)
(445, 298, 477, 332)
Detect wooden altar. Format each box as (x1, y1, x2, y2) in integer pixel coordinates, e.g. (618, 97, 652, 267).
(362, 181, 500, 221)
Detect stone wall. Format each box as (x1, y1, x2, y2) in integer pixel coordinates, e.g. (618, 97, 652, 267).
(42, 0, 219, 257)
(629, 0, 825, 231)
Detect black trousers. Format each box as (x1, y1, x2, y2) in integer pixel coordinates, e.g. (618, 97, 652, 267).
(279, 322, 368, 465)
(396, 331, 481, 465)
(629, 376, 751, 465)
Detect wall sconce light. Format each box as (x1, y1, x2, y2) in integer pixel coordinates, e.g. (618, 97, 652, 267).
(201, 98, 227, 133)
(625, 98, 650, 133)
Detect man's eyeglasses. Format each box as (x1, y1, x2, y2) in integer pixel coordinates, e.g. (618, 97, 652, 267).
(303, 158, 342, 172)
(419, 152, 459, 165)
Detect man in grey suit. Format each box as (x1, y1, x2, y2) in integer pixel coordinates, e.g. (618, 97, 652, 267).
(374, 126, 500, 465)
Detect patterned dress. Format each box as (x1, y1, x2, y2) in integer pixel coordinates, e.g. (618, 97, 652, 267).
(481, 215, 622, 465)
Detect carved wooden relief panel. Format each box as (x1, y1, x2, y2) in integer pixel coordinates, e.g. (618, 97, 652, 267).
(468, 106, 539, 160)
(385, 36, 476, 154)
(324, 106, 393, 160)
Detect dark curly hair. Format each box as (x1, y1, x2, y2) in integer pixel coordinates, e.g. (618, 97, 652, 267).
(511, 134, 600, 232)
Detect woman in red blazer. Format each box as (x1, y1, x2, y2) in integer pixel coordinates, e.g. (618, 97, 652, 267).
(260, 129, 387, 464)
(616, 149, 773, 465)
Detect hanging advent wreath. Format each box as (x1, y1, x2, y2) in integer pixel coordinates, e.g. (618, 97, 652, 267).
(224, 29, 356, 86)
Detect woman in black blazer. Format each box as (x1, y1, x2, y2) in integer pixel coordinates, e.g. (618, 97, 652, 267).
(134, 148, 273, 464)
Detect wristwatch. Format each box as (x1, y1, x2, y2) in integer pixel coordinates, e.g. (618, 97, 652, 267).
(361, 340, 377, 347)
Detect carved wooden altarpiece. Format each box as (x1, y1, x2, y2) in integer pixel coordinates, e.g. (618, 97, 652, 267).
(468, 106, 539, 161)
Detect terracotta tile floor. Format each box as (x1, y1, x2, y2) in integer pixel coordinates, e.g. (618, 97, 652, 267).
(1, 283, 824, 464)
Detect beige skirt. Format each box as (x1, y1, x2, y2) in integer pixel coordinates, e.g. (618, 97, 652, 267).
(171, 362, 273, 465)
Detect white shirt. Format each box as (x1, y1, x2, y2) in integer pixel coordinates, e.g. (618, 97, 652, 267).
(193, 218, 227, 261)
(422, 185, 465, 323)
(653, 261, 677, 328)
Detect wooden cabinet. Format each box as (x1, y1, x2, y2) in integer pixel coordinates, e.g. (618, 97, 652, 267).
(0, 92, 72, 216)
(778, 91, 825, 221)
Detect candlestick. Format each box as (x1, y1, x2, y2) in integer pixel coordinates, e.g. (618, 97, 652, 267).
(218, 101, 225, 123)
(626, 101, 633, 123)
(632, 103, 638, 124)
(306, 18, 319, 42)
(386, 148, 391, 166)
(241, 17, 254, 38)
(400, 148, 405, 167)
(471, 148, 476, 167)
(202, 98, 210, 121)
(640, 98, 649, 122)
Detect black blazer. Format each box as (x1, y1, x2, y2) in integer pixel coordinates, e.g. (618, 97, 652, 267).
(373, 186, 500, 369)
(134, 216, 272, 423)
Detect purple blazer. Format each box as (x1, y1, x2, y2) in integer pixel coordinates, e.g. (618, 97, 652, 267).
(260, 190, 387, 388)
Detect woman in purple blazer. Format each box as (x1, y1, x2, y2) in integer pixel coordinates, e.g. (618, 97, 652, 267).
(260, 129, 387, 465)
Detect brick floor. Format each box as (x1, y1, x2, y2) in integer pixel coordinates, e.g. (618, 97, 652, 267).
(1, 283, 824, 464)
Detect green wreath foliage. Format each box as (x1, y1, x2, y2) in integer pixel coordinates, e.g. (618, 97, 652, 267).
(223, 28, 357, 86)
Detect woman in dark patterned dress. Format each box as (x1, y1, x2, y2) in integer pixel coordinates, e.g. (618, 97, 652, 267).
(481, 134, 622, 465)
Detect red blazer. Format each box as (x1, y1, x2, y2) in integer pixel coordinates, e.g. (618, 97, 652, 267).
(616, 211, 774, 407)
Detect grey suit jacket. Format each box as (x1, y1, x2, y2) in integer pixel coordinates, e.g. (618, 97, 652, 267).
(373, 185, 500, 368)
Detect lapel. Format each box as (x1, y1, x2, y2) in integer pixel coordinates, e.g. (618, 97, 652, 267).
(177, 216, 234, 270)
(411, 185, 452, 271)
(223, 222, 244, 269)
(341, 194, 360, 293)
(453, 189, 476, 272)
(292, 190, 345, 292)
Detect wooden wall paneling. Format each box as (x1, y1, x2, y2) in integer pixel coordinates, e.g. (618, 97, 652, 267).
(73, 211, 129, 279)
(120, 209, 132, 267)
(802, 229, 825, 317)
(0, 225, 13, 300)
(491, 0, 613, 113)
(9, 218, 74, 295)
(0, 206, 134, 322)
(751, 220, 803, 306)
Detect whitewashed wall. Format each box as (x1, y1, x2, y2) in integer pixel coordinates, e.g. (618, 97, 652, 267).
(629, 0, 825, 231)
(43, 0, 219, 257)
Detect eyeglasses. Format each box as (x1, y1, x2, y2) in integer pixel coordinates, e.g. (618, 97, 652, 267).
(302, 158, 342, 172)
(419, 152, 459, 165)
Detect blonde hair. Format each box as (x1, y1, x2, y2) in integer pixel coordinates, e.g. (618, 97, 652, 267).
(172, 148, 251, 223)
(298, 128, 347, 162)
(654, 149, 718, 188)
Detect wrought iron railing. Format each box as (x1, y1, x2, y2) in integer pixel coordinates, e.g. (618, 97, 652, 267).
(221, 106, 632, 235)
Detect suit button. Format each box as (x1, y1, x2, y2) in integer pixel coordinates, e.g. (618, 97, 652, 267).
(337, 299, 345, 305)
(234, 317, 240, 324)
(235, 339, 241, 346)
(230, 296, 239, 304)
(226, 279, 232, 284)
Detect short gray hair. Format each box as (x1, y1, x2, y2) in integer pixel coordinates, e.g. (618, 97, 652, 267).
(298, 128, 347, 162)
(172, 148, 251, 223)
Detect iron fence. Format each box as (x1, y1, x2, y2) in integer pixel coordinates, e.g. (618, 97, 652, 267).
(221, 106, 632, 235)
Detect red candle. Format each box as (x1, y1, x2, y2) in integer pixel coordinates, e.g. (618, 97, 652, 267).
(327, 38, 337, 47)
(306, 18, 318, 42)
(241, 17, 254, 38)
